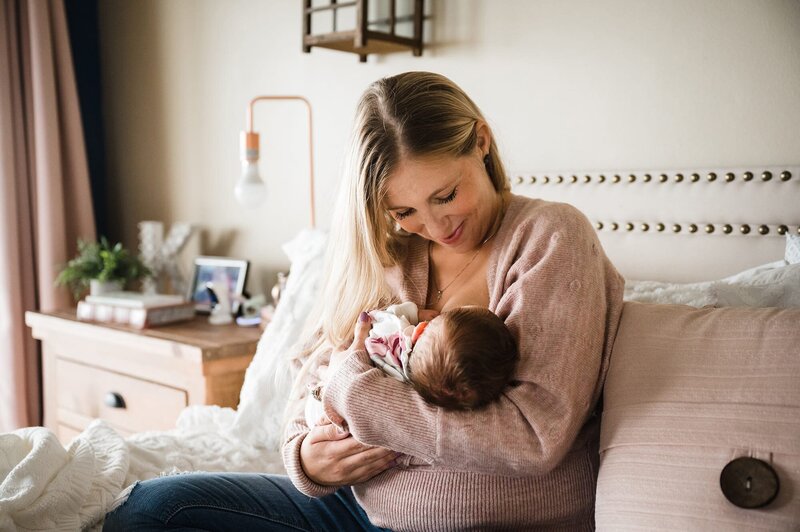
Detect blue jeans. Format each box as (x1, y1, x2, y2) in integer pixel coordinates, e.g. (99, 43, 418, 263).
(102, 473, 390, 531)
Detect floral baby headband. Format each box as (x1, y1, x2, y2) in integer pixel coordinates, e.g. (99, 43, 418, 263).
(366, 320, 429, 383)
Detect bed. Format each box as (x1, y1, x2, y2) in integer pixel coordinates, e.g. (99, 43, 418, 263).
(511, 164, 800, 530)
(2, 165, 799, 530)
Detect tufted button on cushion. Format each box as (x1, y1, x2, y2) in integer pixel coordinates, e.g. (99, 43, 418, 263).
(720, 457, 780, 509)
(597, 302, 800, 529)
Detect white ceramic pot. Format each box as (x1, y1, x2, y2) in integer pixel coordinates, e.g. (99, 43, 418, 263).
(89, 279, 123, 296)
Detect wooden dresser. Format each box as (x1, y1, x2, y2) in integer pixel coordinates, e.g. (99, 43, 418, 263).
(25, 310, 262, 442)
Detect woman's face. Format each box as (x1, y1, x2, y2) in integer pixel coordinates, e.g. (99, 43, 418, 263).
(383, 128, 499, 254)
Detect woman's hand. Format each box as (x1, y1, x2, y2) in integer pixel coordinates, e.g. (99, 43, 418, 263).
(300, 417, 398, 486)
(328, 311, 372, 376)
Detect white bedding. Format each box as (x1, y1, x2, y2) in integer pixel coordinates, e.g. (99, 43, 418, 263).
(0, 229, 327, 531)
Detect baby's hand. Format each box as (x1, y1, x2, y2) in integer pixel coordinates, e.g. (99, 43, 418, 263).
(418, 309, 440, 322)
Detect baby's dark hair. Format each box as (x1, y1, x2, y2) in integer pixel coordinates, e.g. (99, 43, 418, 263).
(409, 307, 518, 410)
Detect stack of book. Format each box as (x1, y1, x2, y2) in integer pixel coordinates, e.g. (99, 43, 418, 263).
(76, 291, 195, 329)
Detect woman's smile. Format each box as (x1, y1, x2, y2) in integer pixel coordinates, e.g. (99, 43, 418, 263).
(441, 223, 464, 245)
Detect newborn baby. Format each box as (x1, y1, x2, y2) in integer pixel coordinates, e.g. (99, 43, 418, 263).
(306, 302, 518, 427)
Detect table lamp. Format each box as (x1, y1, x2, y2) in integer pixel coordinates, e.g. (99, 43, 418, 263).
(236, 96, 316, 228)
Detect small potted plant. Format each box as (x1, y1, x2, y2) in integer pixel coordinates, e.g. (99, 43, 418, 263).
(56, 237, 151, 300)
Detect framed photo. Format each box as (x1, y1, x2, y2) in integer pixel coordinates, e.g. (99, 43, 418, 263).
(188, 256, 249, 313)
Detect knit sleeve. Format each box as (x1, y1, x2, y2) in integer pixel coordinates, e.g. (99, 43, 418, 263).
(280, 344, 338, 497)
(322, 202, 624, 475)
(281, 419, 338, 497)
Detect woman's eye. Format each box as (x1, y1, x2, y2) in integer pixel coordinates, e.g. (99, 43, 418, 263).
(395, 209, 413, 220)
(438, 187, 458, 204)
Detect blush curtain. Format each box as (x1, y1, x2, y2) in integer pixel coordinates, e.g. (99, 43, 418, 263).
(0, 0, 95, 431)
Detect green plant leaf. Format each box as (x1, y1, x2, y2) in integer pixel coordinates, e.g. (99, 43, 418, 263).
(55, 235, 152, 301)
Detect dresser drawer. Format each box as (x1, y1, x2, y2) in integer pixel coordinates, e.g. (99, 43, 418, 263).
(27, 310, 260, 444)
(56, 358, 188, 433)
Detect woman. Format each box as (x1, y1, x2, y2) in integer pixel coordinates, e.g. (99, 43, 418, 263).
(104, 71, 624, 531)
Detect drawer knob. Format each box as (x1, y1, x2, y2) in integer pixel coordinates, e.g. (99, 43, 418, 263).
(104, 391, 126, 409)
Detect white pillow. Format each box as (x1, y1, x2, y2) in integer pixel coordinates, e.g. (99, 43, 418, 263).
(786, 234, 800, 264)
(623, 260, 790, 307)
(713, 263, 800, 308)
(625, 233, 800, 308)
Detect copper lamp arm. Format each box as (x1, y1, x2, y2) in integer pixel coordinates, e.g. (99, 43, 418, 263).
(246, 96, 316, 229)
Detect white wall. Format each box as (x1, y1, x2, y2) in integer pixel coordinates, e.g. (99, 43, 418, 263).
(98, 0, 800, 294)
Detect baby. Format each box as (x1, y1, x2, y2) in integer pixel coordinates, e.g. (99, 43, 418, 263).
(306, 302, 518, 427)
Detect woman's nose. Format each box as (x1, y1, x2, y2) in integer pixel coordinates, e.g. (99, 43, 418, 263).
(423, 213, 451, 239)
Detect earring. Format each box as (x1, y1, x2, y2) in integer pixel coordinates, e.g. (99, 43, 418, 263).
(483, 154, 490, 166)
(483, 153, 493, 178)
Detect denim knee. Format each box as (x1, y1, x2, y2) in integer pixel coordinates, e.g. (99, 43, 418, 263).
(103, 478, 175, 531)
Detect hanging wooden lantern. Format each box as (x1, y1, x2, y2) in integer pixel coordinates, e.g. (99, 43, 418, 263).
(302, 0, 425, 62)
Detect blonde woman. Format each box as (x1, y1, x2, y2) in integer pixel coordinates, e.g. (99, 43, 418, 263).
(104, 72, 624, 531)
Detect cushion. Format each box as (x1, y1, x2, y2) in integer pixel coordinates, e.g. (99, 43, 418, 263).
(597, 302, 800, 530)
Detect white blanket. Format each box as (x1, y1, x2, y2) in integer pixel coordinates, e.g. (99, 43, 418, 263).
(0, 229, 327, 531)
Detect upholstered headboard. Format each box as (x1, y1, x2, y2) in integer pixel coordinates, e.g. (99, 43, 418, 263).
(510, 166, 800, 283)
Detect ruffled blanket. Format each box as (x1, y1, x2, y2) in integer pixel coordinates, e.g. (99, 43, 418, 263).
(0, 229, 327, 531)
(0, 419, 287, 531)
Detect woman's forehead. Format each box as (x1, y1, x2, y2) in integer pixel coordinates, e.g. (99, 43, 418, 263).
(384, 155, 466, 206)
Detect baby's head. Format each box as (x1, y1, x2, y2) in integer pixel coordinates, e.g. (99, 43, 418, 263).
(408, 306, 518, 410)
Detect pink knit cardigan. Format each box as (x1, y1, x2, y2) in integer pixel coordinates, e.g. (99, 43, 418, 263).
(283, 195, 625, 531)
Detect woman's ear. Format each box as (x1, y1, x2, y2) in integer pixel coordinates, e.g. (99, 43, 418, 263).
(475, 121, 492, 157)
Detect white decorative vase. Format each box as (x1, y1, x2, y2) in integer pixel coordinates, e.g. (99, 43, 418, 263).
(89, 279, 123, 296)
(138, 221, 164, 295)
(137, 220, 195, 296)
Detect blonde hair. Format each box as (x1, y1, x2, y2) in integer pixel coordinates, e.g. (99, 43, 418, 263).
(288, 72, 510, 410)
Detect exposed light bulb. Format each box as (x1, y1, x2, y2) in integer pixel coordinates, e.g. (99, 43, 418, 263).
(235, 160, 267, 208)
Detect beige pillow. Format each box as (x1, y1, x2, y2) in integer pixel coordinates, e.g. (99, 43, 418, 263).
(597, 302, 800, 530)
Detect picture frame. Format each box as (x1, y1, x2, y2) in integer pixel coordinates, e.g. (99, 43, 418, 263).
(187, 256, 249, 314)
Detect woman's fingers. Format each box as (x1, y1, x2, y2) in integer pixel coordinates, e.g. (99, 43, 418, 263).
(318, 445, 397, 485)
(329, 310, 373, 375)
(306, 420, 350, 444)
(350, 311, 372, 351)
(319, 433, 385, 460)
(306, 422, 384, 459)
(344, 449, 399, 483)
(301, 432, 356, 485)
(356, 446, 398, 467)
(300, 419, 400, 485)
